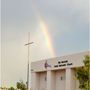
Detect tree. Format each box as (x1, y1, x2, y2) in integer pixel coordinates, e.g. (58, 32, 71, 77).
(16, 80, 27, 90)
(8, 87, 15, 90)
(76, 55, 90, 90)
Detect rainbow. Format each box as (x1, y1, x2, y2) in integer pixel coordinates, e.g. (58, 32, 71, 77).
(39, 17, 56, 56)
(32, 0, 56, 57)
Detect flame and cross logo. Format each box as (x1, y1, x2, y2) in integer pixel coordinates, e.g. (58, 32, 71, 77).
(44, 60, 51, 69)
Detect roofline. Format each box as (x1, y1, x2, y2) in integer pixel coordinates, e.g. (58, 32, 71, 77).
(31, 51, 89, 63)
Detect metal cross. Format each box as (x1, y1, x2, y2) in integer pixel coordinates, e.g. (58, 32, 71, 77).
(25, 32, 33, 90)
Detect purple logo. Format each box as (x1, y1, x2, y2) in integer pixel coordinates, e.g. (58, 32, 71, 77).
(44, 60, 51, 69)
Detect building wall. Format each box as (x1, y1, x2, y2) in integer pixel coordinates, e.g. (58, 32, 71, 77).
(55, 70, 65, 90)
(31, 51, 89, 90)
(31, 72, 40, 90)
(39, 72, 47, 90)
(76, 80, 81, 90)
(47, 71, 55, 90)
(70, 69, 76, 90)
(31, 51, 89, 72)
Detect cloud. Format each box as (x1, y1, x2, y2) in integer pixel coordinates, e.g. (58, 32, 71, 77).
(1, 22, 53, 87)
(1, 0, 89, 87)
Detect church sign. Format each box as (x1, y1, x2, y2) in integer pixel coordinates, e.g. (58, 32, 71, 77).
(54, 60, 73, 68)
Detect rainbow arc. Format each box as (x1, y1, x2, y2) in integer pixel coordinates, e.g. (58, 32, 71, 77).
(32, 0, 56, 57)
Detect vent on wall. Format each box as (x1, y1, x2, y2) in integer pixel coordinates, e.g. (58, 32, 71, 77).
(60, 76, 65, 80)
(45, 77, 47, 81)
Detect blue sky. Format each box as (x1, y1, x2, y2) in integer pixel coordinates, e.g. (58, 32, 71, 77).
(1, 0, 89, 87)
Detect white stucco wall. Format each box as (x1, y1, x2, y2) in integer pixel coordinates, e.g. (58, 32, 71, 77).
(39, 72, 47, 90)
(31, 51, 89, 90)
(55, 70, 65, 90)
(31, 51, 89, 72)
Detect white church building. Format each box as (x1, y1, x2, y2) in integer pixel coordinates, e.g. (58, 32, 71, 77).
(31, 51, 89, 90)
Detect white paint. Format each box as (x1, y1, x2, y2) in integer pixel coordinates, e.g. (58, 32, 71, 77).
(31, 73, 39, 90)
(39, 72, 47, 90)
(66, 68, 72, 90)
(55, 70, 65, 90)
(47, 71, 55, 90)
(31, 51, 89, 90)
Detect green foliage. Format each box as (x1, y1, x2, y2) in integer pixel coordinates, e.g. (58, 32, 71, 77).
(16, 80, 27, 90)
(8, 87, 15, 90)
(76, 55, 90, 90)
